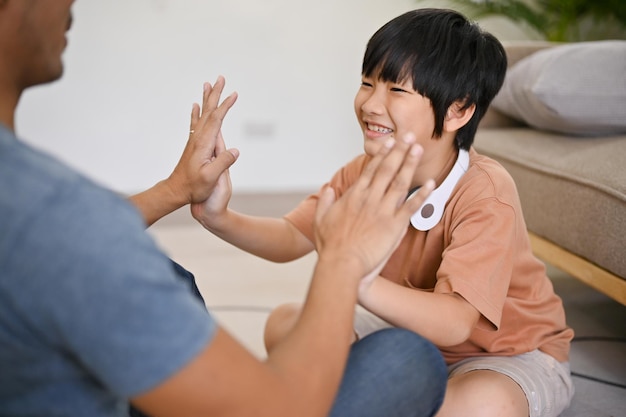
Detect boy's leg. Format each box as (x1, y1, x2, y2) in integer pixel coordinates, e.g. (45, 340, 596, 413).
(264, 302, 304, 352)
(265, 304, 392, 352)
(437, 350, 574, 417)
(436, 369, 528, 417)
(329, 328, 447, 417)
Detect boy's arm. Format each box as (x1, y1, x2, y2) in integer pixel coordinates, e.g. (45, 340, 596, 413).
(194, 209, 315, 262)
(130, 135, 434, 417)
(358, 278, 480, 347)
(359, 190, 520, 346)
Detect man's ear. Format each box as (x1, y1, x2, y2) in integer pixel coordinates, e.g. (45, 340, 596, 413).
(443, 100, 475, 133)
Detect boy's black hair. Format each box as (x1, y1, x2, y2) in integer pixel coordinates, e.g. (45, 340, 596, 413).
(362, 8, 507, 150)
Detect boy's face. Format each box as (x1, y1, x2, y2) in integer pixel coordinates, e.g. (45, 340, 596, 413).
(354, 75, 436, 158)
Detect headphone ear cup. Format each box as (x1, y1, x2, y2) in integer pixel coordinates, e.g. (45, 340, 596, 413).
(410, 150, 469, 231)
(409, 187, 447, 231)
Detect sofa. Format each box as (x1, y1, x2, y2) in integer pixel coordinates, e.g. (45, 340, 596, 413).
(473, 41, 626, 306)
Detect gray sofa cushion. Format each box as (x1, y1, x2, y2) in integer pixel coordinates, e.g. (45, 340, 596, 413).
(474, 129, 626, 279)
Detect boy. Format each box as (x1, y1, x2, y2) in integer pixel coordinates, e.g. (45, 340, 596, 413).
(192, 8, 574, 417)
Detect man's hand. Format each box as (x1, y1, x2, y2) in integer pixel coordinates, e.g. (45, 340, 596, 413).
(313, 134, 434, 282)
(168, 76, 239, 206)
(129, 76, 239, 226)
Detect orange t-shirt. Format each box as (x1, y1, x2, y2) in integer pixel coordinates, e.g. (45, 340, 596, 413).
(285, 148, 573, 364)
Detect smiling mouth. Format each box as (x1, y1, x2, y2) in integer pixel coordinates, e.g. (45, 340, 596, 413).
(367, 123, 394, 134)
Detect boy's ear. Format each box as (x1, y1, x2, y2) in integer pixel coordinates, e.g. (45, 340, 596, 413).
(443, 100, 476, 132)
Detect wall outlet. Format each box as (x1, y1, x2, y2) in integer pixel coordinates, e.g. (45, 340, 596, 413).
(243, 121, 276, 139)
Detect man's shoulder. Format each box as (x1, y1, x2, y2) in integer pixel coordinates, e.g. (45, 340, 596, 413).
(0, 128, 144, 264)
(0, 127, 85, 204)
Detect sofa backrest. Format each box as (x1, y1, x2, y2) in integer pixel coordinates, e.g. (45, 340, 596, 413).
(479, 41, 558, 129)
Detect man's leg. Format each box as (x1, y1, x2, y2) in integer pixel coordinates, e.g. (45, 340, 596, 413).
(136, 266, 446, 417)
(170, 260, 207, 310)
(129, 261, 206, 417)
(330, 328, 447, 417)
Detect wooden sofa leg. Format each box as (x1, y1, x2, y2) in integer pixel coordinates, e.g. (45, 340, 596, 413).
(528, 232, 626, 306)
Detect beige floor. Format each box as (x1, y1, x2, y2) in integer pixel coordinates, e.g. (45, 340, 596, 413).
(149, 222, 315, 359)
(148, 193, 626, 416)
(147, 192, 314, 359)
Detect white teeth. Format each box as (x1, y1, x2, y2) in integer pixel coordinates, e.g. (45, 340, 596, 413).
(367, 124, 393, 134)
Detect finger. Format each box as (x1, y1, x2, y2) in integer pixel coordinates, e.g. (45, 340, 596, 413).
(380, 142, 423, 207)
(402, 178, 435, 216)
(198, 92, 238, 145)
(202, 76, 226, 118)
(189, 103, 200, 133)
(314, 185, 336, 227)
(190, 82, 211, 134)
(205, 148, 240, 175)
(212, 91, 238, 121)
(215, 131, 227, 156)
(354, 138, 395, 191)
(366, 133, 416, 200)
(200, 81, 213, 116)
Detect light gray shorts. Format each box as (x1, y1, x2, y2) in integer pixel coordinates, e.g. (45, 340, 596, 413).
(449, 350, 574, 417)
(353, 308, 574, 417)
(353, 306, 394, 340)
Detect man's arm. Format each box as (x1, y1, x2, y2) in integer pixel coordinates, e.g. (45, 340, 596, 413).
(131, 135, 434, 417)
(131, 75, 312, 261)
(129, 77, 238, 227)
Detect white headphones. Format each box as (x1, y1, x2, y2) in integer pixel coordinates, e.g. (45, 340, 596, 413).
(408, 149, 469, 231)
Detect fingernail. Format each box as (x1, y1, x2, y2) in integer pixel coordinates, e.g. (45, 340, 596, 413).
(403, 133, 416, 143)
(410, 144, 423, 155)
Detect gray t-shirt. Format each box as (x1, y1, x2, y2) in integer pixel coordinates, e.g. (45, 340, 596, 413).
(0, 125, 216, 416)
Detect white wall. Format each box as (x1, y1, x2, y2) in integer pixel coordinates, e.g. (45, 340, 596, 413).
(16, 0, 529, 194)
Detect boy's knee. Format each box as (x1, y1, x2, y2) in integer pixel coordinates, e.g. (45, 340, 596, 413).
(266, 302, 301, 324)
(263, 302, 301, 352)
(438, 370, 528, 417)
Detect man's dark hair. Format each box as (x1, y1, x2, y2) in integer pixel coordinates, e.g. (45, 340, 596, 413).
(362, 8, 507, 150)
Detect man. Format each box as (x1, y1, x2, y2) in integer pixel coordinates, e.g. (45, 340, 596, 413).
(0, 1, 446, 416)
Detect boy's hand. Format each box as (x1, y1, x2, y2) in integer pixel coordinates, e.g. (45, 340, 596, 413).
(314, 134, 434, 282)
